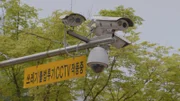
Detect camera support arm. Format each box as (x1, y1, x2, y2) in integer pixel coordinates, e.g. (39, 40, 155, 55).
(0, 37, 115, 68)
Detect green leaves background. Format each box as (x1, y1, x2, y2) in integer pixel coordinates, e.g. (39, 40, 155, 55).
(0, 0, 179, 101)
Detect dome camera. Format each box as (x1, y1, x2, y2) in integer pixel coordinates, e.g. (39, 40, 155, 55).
(87, 47, 109, 73)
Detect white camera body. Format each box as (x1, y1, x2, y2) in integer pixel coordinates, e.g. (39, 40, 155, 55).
(90, 32, 131, 49)
(60, 13, 86, 27)
(113, 32, 131, 48)
(89, 16, 133, 36)
(87, 46, 109, 73)
(60, 14, 133, 73)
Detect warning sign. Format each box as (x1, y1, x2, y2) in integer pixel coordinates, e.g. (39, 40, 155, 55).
(24, 55, 86, 88)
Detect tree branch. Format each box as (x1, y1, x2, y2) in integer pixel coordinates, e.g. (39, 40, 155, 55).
(92, 57, 116, 101)
(83, 74, 100, 101)
(123, 90, 139, 101)
(118, 92, 129, 101)
(108, 85, 115, 101)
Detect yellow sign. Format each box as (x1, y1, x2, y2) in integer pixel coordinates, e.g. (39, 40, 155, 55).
(24, 55, 86, 88)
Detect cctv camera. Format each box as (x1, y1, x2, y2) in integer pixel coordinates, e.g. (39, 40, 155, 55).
(60, 13, 86, 27)
(92, 16, 133, 27)
(89, 32, 131, 49)
(89, 16, 133, 36)
(87, 47, 108, 73)
(112, 32, 131, 49)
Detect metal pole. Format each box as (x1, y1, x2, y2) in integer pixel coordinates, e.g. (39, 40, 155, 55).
(0, 37, 115, 68)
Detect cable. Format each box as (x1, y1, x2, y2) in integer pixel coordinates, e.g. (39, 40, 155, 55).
(63, 26, 75, 57)
(75, 23, 93, 55)
(0, 52, 10, 60)
(26, 32, 62, 44)
(76, 32, 92, 55)
(63, 25, 91, 57)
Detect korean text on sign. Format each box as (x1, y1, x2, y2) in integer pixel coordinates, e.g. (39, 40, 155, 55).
(24, 55, 86, 88)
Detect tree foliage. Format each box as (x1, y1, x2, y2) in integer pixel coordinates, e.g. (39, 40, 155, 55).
(0, 1, 179, 101)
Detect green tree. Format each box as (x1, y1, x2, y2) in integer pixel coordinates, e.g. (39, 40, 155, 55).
(86, 6, 180, 101)
(0, 0, 38, 100)
(0, 2, 180, 101)
(73, 6, 180, 101)
(0, 0, 38, 39)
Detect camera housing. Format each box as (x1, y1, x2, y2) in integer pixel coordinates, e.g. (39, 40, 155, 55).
(87, 47, 108, 73)
(113, 32, 131, 48)
(60, 13, 86, 27)
(60, 14, 133, 73)
(90, 32, 131, 49)
(89, 16, 134, 36)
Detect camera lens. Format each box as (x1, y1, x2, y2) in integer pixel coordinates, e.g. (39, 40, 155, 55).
(90, 64, 105, 73)
(118, 20, 128, 28)
(123, 23, 127, 28)
(75, 18, 81, 23)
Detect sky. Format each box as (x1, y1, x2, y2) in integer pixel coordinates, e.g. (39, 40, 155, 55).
(21, 0, 180, 50)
